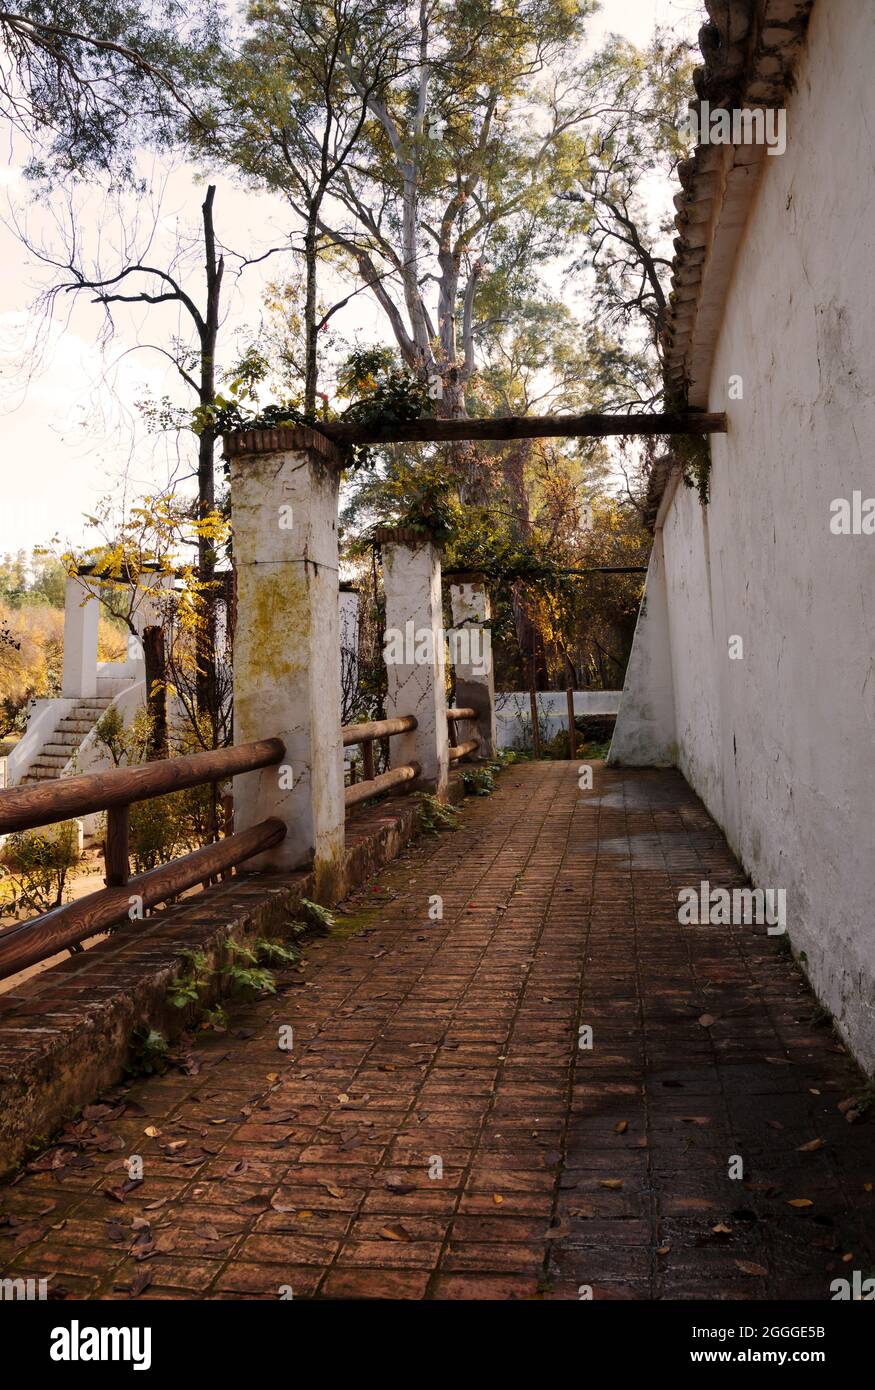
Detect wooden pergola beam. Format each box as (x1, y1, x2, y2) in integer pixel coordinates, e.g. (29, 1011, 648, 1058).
(319, 411, 727, 447)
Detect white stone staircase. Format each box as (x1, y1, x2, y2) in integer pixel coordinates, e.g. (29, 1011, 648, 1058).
(18, 695, 114, 786)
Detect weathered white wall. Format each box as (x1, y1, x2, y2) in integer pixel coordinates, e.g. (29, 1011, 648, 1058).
(609, 530, 678, 766)
(660, 0, 875, 1069)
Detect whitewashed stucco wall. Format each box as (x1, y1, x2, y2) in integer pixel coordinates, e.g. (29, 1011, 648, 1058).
(661, 0, 875, 1068)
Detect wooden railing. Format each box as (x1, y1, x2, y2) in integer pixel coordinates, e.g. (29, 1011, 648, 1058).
(447, 707, 480, 763)
(342, 715, 420, 807)
(0, 738, 285, 981)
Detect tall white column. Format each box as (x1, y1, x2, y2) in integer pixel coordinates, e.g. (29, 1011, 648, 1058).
(449, 578, 497, 759)
(61, 575, 99, 699)
(228, 427, 345, 896)
(378, 527, 449, 799)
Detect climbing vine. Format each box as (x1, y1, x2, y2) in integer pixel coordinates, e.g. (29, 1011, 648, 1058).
(677, 432, 712, 506)
(192, 346, 430, 473)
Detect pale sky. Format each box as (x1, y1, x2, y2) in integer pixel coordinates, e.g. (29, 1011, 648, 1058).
(0, 0, 703, 558)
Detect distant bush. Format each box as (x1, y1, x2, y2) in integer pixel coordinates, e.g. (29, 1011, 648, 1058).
(0, 821, 83, 915)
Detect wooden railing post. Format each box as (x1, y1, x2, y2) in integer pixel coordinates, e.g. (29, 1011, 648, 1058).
(104, 804, 130, 887)
(376, 527, 449, 799)
(225, 427, 346, 898)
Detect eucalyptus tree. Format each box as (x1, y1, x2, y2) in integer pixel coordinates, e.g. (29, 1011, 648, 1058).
(0, 2, 219, 182)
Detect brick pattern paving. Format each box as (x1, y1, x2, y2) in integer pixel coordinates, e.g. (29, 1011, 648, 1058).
(1, 761, 873, 1300)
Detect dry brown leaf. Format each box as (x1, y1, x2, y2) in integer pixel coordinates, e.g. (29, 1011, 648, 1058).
(144, 1126, 161, 1139)
(492, 1193, 504, 1205)
(787, 1198, 813, 1209)
(735, 1260, 768, 1277)
(380, 1224, 411, 1242)
(712, 1223, 732, 1235)
(600, 1178, 623, 1190)
(614, 1121, 628, 1134)
(797, 1138, 824, 1153)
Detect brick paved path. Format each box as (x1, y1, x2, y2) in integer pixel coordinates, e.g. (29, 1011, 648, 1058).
(2, 762, 874, 1300)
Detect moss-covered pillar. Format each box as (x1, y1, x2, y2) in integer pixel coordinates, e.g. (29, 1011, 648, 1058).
(449, 577, 497, 759)
(226, 427, 345, 896)
(377, 526, 449, 799)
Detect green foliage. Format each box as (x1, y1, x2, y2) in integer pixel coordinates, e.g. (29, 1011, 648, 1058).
(298, 898, 336, 935)
(218, 938, 287, 998)
(460, 764, 497, 796)
(126, 1027, 170, 1077)
(0, 821, 83, 915)
(193, 343, 429, 473)
(677, 433, 712, 506)
(168, 948, 211, 1009)
(254, 937, 300, 965)
(416, 793, 461, 834)
(201, 1004, 229, 1030)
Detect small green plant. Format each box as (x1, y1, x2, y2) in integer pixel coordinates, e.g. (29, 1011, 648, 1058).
(298, 897, 336, 934)
(221, 939, 277, 997)
(255, 937, 300, 966)
(0, 820, 83, 914)
(200, 1004, 229, 1030)
(416, 792, 460, 833)
(461, 765, 496, 796)
(126, 1027, 170, 1076)
(168, 948, 212, 1009)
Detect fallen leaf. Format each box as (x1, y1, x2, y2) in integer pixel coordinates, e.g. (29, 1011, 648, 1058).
(712, 1223, 733, 1235)
(568, 1204, 594, 1219)
(787, 1198, 813, 1209)
(797, 1138, 824, 1153)
(128, 1270, 153, 1299)
(614, 1121, 628, 1135)
(492, 1193, 504, 1206)
(144, 1126, 161, 1139)
(544, 1220, 571, 1240)
(337, 1093, 350, 1105)
(380, 1224, 411, 1242)
(270, 1197, 296, 1213)
(656, 1244, 671, 1255)
(599, 1179, 623, 1190)
(322, 1183, 345, 1199)
(698, 1014, 716, 1028)
(735, 1260, 768, 1277)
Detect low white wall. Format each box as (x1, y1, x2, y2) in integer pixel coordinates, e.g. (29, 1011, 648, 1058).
(655, 0, 875, 1070)
(496, 690, 620, 750)
(7, 699, 75, 785)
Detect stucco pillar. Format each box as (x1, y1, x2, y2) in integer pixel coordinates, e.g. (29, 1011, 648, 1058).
(62, 576, 99, 699)
(378, 527, 449, 799)
(449, 578, 497, 759)
(339, 582, 360, 706)
(227, 427, 345, 895)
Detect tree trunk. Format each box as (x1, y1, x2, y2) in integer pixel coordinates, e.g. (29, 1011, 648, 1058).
(142, 625, 168, 759)
(304, 205, 319, 416)
(196, 186, 224, 735)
